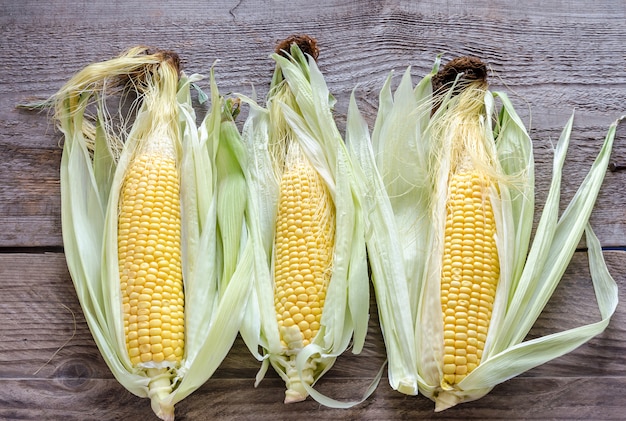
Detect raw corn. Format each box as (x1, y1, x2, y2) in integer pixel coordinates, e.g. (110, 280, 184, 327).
(347, 55, 619, 411)
(273, 141, 335, 349)
(421, 58, 618, 409)
(53, 48, 252, 420)
(440, 170, 499, 387)
(239, 36, 373, 406)
(118, 150, 185, 367)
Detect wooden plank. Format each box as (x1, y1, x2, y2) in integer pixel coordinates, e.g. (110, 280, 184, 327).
(3, 8, 625, 248)
(0, 145, 61, 248)
(3, 126, 623, 247)
(3, 114, 623, 247)
(4, 2, 625, 109)
(2, 376, 626, 420)
(0, 250, 623, 419)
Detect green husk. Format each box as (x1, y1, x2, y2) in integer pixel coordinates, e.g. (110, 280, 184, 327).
(345, 63, 442, 396)
(56, 48, 251, 420)
(347, 56, 620, 410)
(238, 39, 377, 407)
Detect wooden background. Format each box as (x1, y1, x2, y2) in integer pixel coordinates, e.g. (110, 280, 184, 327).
(2, 1, 626, 419)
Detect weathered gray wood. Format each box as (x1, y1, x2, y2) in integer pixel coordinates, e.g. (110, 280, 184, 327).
(1, 1, 625, 419)
(2, 0, 625, 248)
(115, 376, 626, 420)
(2, 376, 625, 420)
(0, 251, 624, 419)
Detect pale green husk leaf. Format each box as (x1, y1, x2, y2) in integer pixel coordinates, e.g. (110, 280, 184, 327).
(345, 60, 443, 396)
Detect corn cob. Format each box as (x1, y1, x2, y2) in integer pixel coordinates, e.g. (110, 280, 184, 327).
(423, 57, 618, 410)
(270, 38, 332, 353)
(52, 48, 185, 419)
(430, 60, 493, 388)
(112, 56, 185, 381)
(440, 169, 498, 386)
(118, 143, 185, 367)
(270, 36, 334, 402)
(274, 140, 335, 350)
(55, 48, 252, 421)
(240, 35, 371, 406)
(348, 55, 619, 411)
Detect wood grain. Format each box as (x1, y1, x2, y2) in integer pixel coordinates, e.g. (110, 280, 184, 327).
(0, 251, 624, 420)
(2, 0, 625, 248)
(1, 1, 625, 419)
(3, 377, 626, 420)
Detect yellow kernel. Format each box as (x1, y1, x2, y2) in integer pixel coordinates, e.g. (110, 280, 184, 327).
(443, 364, 456, 375)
